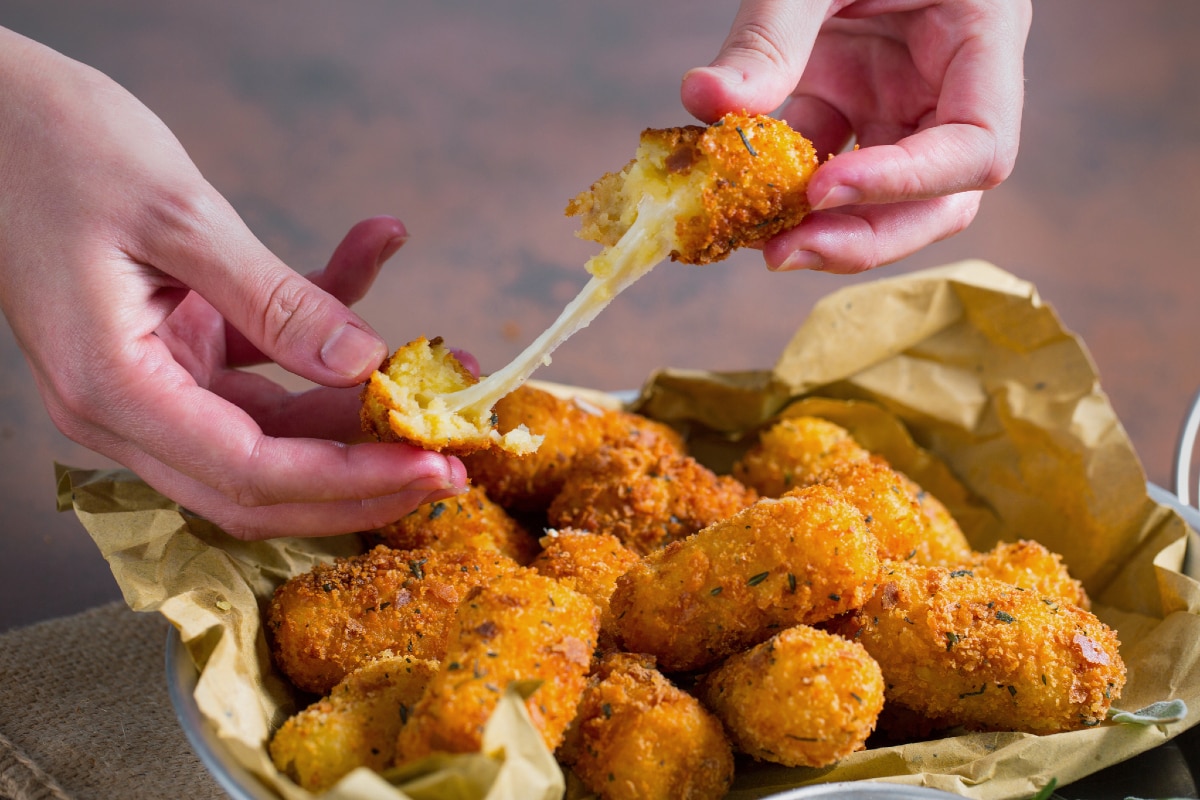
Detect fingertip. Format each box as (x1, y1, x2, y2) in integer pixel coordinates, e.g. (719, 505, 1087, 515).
(449, 347, 481, 378)
(320, 323, 387, 381)
(766, 247, 825, 273)
(376, 231, 409, 268)
(681, 65, 746, 122)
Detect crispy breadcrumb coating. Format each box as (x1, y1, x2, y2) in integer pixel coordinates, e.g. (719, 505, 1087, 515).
(559, 652, 734, 800)
(462, 385, 683, 513)
(804, 455, 975, 567)
(393, 569, 599, 762)
(372, 484, 539, 565)
(696, 625, 884, 768)
(829, 561, 1124, 734)
(610, 485, 881, 673)
(360, 336, 542, 456)
(266, 545, 518, 694)
(894, 470, 976, 567)
(732, 416, 871, 498)
(547, 445, 758, 555)
(965, 539, 1091, 610)
(268, 652, 437, 792)
(567, 112, 819, 265)
(529, 528, 641, 652)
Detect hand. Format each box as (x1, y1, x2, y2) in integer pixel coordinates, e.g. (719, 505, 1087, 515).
(682, 0, 1032, 274)
(0, 28, 467, 540)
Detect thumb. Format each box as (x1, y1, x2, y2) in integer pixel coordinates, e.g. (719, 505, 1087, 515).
(682, 0, 840, 122)
(146, 195, 387, 387)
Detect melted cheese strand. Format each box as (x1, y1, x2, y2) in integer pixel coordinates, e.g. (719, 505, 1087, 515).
(441, 194, 683, 416)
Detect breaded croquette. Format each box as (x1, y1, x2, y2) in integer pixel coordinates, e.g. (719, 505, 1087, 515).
(965, 539, 1091, 610)
(805, 455, 975, 567)
(558, 653, 734, 800)
(610, 485, 881, 673)
(393, 569, 600, 762)
(567, 112, 818, 266)
(547, 445, 758, 555)
(894, 470, 976, 567)
(268, 652, 438, 792)
(696, 625, 884, 768)
(732, 416, 870, 498)
(529, 529, 640, 651)
(360, 336, 542, 456)
(462, 384, 682, 513)
(830, 561, 1124, 734)
(266, 545, 518, 694)
(373, 484, 539, 565)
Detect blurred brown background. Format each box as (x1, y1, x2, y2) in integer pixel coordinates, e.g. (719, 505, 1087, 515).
(3, 1, 1199, 631)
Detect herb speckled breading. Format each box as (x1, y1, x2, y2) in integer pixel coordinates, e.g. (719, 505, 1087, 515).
(828, 560, 1124, 734)
(266, 545, 518, 694)
(610, 485, 882, 673)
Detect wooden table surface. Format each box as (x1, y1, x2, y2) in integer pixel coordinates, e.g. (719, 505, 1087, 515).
(3, 1, 1200, 632)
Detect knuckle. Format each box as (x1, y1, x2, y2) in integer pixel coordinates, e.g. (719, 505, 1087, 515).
(725, 19, 793, 71)
(142, 183, 224, 250)
(257, 275, 325, 353)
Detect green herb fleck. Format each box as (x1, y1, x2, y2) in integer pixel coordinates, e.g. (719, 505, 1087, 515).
(747, 571, 770, 586)
(735, 125, 758, 156)
(995, 611, 1016, 623)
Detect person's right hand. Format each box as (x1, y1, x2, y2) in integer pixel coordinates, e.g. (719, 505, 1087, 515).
(0, 27, 468, 540)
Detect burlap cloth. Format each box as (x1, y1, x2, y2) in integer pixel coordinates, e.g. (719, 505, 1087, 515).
(0, 602, 226, 800)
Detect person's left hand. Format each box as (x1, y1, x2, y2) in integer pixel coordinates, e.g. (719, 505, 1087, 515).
(682, 0, 1031, 274)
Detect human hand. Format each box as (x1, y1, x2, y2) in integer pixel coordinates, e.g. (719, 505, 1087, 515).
(0, 28, 467, 540)
(682, 0, 1031, 274)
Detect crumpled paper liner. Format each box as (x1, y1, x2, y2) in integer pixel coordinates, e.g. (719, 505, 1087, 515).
(58, 260, 1200, 799)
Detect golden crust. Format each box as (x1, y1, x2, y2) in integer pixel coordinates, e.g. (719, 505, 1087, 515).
(529, 528, 641, 652)
(732, 416, 871, 498)
(461, 384, 683, 513)
(567, 112, 819, 265)
(360, 336, 542, 456)
(697, 625, 884, 768)
(828, 560, 1124, 734)
(372, 484, 539, 565)
(964, 539, 1091, 610)
(265, 545, 518, 694)
(268, 652, 438, 792)
(610, 485, 882, 673)
(393, 568, 599, 762)
(547, 445, 758, 555)
(559, 652, 735, 800)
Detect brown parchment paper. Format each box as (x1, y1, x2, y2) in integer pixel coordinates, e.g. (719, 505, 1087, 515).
(58, 259, 1200, 800)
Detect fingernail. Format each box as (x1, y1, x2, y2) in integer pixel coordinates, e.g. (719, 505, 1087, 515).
(321, 324, 385, 379)
(812, 185, 863, 211)
(418, 484, 468, 505)
(685, 64, 745, 86)
(377, 234, 408, 268)
(774, 250, 824, 272)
